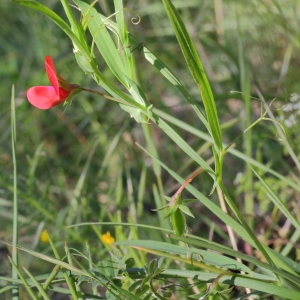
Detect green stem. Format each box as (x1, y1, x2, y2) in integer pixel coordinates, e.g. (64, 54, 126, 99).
(80, 87, 135, 108)
(11, 86, 18, 300)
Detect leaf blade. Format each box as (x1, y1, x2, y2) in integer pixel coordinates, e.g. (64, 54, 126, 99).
(161, 0, 222, 152)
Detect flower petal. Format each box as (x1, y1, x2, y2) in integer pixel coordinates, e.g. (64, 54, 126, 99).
(27, 86, 64, 110)
(58, 87, 72, 100)
(44, 56, 59, 95)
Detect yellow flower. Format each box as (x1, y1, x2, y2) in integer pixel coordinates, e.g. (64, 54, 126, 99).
(101, 232, 115, 246)
(40, 229, 49, 243)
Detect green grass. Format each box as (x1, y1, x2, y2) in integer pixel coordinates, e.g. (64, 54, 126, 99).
(1, 0, 300, 299)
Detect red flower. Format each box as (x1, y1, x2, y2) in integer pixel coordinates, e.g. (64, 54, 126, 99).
(27, 56, 79, 110)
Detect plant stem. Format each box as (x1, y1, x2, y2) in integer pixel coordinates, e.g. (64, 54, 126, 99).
(11, 86, 18, 300)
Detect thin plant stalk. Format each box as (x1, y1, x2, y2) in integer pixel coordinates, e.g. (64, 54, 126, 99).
(11, 86, 19, 300)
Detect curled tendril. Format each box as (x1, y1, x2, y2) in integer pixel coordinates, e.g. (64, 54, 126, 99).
(123, 8, 142, 25)
(103, 8, 141, 25)
(80, 4, 141, 52)
(102, 8, 141, 51)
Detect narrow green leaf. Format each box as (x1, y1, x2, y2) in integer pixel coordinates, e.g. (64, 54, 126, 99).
(164, 204, 178, 219)
(182, 199, 198, 204)
(178, 204, 195, 218)
(161, 0, 222, 152)
(74, 0, 126, 86)
(171, 209, 185, 236)
(151, 205, 168, 212)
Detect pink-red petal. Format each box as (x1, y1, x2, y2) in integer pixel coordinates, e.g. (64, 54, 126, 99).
(58, 87, 72, 100)
(27, 56, 77, 110)
(27, 86, 65, 110)
(44, 56, 59, 95)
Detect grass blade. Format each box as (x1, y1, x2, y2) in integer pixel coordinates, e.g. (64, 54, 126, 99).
(161, 0, 222, 152)
(74, 0, 126, 86)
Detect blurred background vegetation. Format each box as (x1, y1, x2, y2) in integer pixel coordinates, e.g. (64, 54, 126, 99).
(1, 0, 300, 294)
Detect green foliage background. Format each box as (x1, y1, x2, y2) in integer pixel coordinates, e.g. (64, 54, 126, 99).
(1, 0, 300, 298)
